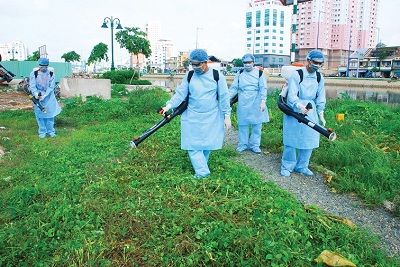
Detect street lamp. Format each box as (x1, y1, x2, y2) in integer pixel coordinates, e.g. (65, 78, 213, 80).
(8, 46, 18, 60)
(101, 16, 123, 71)
(195, 27, 202, 49)
(316, 10, 325, 50)
(252, 28, 256, 55)
(346, 19, 353, 77)
(159, 39, 168, 72)
(375, 27, 380, 78)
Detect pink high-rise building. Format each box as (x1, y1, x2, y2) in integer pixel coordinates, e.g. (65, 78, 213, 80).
(295, 0, 379, 70)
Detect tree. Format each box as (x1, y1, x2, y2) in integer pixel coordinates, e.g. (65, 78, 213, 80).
(27, 51, 40, 61)
(183, 60, 189, 69)
(232, 58, 243, 67)
(87, 43, 109, 72)
(61, 51, 81, 62)
(115, 26, 152, 74)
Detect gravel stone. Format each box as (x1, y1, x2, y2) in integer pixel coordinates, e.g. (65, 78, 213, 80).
(224, 128, 400, 257)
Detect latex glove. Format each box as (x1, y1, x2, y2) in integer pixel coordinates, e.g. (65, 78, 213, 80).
(34, 94, 40, 100)
(319, 111, 326, 126)
(39, 94, 46, 101)
(224, 115, 232, 130)
(296, 103, 308, 115)
(161, 103, 171, 115)
(259, 100, 266, 112)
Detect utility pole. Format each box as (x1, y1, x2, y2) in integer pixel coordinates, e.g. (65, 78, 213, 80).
(196, 27, 202, 49)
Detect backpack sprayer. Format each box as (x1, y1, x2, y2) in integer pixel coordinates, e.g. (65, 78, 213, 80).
(277, 65, 337, 141)
(0, 64, 15, 83)
(130, 96, 238, 149)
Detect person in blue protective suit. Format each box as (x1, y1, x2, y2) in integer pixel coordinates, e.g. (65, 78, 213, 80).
(280, 50, 327, 177)
(228, 53, 269, 153)
(29, 58, 62, 138)
(161, 49, 232, 179)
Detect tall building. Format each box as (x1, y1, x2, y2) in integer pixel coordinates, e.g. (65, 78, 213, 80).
(246, 0, 380, 72)
(0, 40, 28, 61)
(146, 20, 174, 72)
(245, 0, 292, 68)
(294, 0, 380, 71)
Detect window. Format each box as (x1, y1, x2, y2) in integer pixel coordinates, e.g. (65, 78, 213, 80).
(256, 11, 261, 27)
(280, 11, 285, 27)
(273, 9, 277, 26)
(246, 12, 252, 28)
(264, 9, 270, 26)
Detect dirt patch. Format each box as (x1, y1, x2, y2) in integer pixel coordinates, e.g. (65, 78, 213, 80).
(0, 88, 33, 112)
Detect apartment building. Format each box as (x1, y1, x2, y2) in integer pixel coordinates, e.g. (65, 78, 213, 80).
(246, 0, 380, 72)
(145, 20, 174, 72)
(295, 0, 380, 72)
(0, 40, 28, 61)
(246, 0, 292, 68)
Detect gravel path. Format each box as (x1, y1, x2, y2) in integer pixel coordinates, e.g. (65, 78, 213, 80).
(223, 128, 400, 258)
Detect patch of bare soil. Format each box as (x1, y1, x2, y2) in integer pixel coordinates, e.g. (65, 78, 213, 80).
(0, 87, 33, 112)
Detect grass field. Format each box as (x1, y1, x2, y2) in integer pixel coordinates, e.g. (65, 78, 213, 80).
(0, 87, 399, 266)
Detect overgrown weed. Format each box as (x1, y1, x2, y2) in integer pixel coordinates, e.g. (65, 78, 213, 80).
(0, 88, 398, 266)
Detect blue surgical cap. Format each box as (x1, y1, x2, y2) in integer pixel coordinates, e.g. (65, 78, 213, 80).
(306, 50, 324, 63)
(189, 49, 208, 63)
(38, 58, 49, 66)
(242, 53, 255, 62)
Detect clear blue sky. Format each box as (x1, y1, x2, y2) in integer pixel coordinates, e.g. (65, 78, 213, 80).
(1, 0, 397, 63)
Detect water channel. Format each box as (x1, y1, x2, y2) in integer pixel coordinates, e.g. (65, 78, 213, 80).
(146, 75, 400, 105)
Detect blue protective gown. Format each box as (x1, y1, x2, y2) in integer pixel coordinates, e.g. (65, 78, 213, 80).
(228, 68, 269, 151)
(229, 68, 269, 125)
(167, 68, 231, 150)
(281, 68, 326, 173)
(29, 70, 61, 137)
(166, 68, 231, 177)
(283, 68, 326, 149)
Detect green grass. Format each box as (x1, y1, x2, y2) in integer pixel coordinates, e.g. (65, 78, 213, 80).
(0, 88, 399, 266)
(263, 91, 400, 213)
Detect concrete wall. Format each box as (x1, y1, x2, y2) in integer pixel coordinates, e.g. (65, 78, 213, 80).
(143, 74, 400, 90)
(60, 78, 111, 101)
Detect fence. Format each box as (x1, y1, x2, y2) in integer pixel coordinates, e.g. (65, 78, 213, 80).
(0, 61, 72, 83)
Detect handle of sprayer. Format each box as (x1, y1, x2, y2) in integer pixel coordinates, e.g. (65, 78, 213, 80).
(157, 107, 173, 120)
